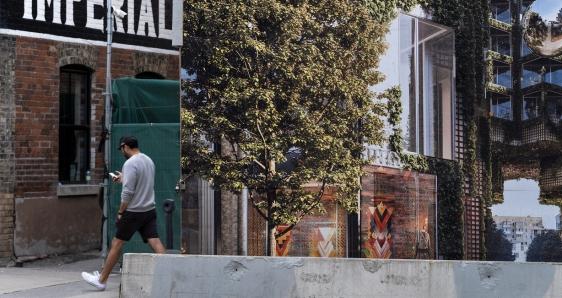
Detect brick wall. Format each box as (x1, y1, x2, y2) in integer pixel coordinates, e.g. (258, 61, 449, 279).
(0, 35, 16, 265)
(14, 38, 60, 198)
(1, 34, 179, 262)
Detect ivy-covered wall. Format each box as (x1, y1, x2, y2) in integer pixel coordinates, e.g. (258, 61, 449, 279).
(379, 0, 491, 260)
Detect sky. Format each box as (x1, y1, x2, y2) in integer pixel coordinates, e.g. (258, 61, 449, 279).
(491, 178, 560, 229)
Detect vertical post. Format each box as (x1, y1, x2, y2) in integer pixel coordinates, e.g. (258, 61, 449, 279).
(241, 187, 248, 255)
(162, 199, 181, 253)
(102, 0, 113, 268)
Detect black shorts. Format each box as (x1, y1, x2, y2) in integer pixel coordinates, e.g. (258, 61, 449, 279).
(114, 209, 159, 242)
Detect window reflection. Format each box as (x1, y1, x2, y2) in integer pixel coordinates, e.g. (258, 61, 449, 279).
(522, 59, 562, 88)
(522, 93, 539, 120)
(490, 93, 511, 120)
(521, 0, 533, 16)
(399, 14, 454, 159)
(493, 61, 511, 88)
(491, 0, 511, 24)
(522, 39, 533, 56)
(400, 15, 416, 153)
(59, 67, 90, 183)
(491, 28, 511, 56)
(372, 13, 455, 160)
(547, 92, 562, 123)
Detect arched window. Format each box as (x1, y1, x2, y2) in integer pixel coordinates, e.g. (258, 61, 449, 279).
(59, 65, 91, 184)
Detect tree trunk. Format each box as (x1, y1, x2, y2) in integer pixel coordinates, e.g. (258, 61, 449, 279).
(269, 226, 277, 256)
(265, 183, 277, 256)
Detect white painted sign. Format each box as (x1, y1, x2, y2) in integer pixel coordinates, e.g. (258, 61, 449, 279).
(21, 0, 172, 40)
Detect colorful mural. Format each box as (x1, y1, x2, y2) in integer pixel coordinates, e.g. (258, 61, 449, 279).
(361, 166, 437, 259)
(366, 202, 394, 258)
(275, 224, 293, 256)
(249, 166, 436, 258)
(270, 188, 346, 258)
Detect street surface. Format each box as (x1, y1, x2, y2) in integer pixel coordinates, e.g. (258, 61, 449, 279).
(0, 250, 120, 298)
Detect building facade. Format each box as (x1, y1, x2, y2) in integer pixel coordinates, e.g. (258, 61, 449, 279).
(488, 0, 562, 205)
(493, 215, 547, 262)
(0, 0, 181, 265)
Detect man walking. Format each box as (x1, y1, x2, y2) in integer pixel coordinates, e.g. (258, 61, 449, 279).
(82, 134, 166, 291)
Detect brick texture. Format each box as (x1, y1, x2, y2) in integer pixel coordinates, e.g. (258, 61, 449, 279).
(0, 35, 16, 265)
(0, 34, 179, 264)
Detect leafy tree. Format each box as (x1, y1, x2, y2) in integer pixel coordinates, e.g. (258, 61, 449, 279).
(486, 220, 515, 261)
(181, 0, 412, 255)
(526, 230, 562, 262)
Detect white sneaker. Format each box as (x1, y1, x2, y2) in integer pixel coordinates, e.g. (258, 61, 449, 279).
(81, 271, 106, 291)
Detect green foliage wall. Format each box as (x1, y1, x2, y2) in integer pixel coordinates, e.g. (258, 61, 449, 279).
(421, 0, 490, 259)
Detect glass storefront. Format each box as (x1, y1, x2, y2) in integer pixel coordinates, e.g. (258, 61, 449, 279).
(375, 13, 455, 160)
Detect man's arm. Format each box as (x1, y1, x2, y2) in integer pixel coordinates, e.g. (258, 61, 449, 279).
(117, 202, 129, 219)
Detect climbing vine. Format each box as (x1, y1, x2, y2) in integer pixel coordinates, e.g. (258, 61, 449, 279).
(381, 86, 428, 172)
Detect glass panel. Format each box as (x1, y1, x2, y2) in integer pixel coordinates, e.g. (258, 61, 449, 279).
(59, 129, 88, 182)
(399, 14, 417, 153)
(60, 72, 88, 126)
(418, 20, 443, 42)
(521, 58, 562, 88)
(59, 69, 89, 183)
(491, 94, 511, 120)
(491, 28, 511, 56)
(418, 43, 425, 155)
(545, 63, 562, 87)
(522, 39, 533, 56)
(522, 68, 542, 88)
(521, 0, 533, 14)
(522, 93, 539, 120)
(491, 0, 511, 24)
(422, 20, 454, 159)
(371, 13, 454, 160)
(521, 0, 534, 24)
(547, 92, 562, 124)
(493, 61, 511, 88)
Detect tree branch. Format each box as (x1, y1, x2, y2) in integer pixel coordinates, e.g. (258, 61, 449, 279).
(275, 223, 295, 239)
(249, 192, 269, 221)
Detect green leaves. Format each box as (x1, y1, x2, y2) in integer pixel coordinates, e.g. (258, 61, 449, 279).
(181, 0, 403, 233)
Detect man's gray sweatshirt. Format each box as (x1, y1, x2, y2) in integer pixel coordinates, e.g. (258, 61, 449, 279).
(121, 153, 156, 212)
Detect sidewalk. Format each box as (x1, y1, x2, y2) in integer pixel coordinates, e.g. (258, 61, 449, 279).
(0, 251, 121, 298)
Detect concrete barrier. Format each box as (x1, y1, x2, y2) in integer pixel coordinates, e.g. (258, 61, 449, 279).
(121, 253, 562, 297)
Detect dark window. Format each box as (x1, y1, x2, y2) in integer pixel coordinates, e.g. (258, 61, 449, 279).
(59, 66, 91, 183)
(135, 72, 165, 79)
(522, 92, 540, 120)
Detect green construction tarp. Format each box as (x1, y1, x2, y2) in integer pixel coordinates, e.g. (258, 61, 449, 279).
(112, 78, 181, 124)
(107, 78, 181, 258)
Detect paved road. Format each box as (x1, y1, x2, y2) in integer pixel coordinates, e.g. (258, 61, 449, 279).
(0, 251, 121, 298)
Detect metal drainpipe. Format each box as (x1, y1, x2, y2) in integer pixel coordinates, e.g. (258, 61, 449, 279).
(102, 0, 113, 268)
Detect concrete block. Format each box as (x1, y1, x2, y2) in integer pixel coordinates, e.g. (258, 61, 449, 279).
(121, 254, 562, 298)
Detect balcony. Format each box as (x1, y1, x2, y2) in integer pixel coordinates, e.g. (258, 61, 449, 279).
(491, 111, 562, 151)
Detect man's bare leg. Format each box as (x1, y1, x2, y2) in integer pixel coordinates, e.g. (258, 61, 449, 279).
(98, 237, 126, 284)
(147, 238, 167, 254)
